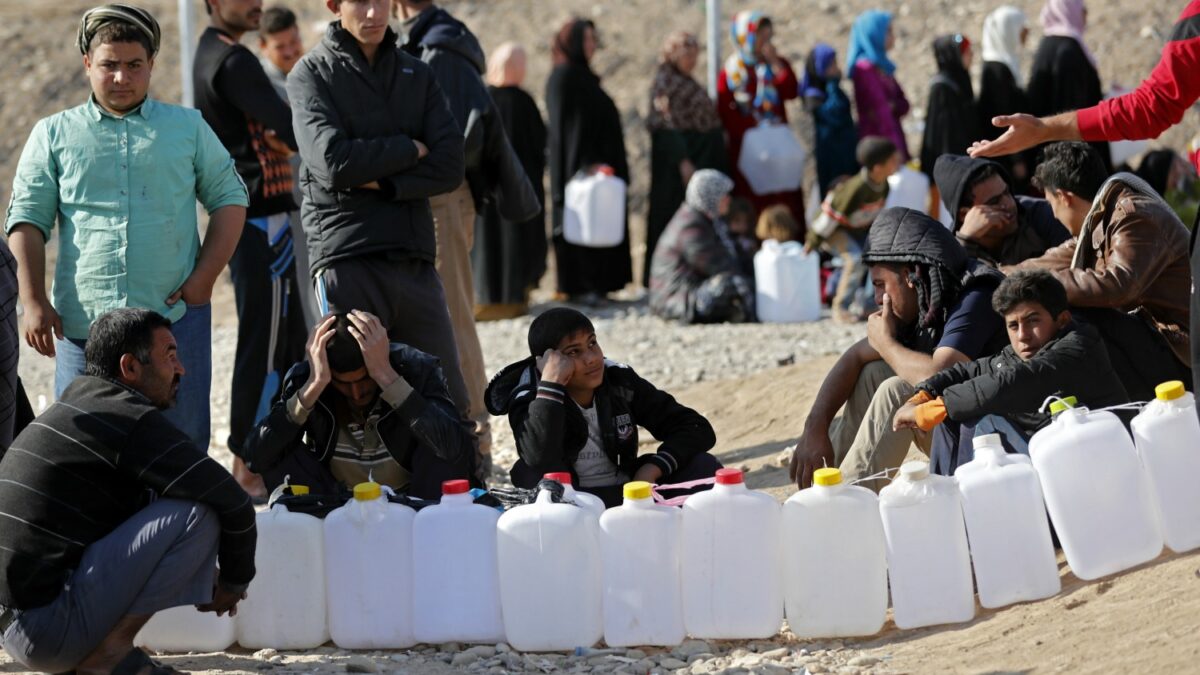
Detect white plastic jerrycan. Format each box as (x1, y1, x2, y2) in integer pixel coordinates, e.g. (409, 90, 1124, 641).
(236, 487, 329, 650)
(324, 482, 416, 649)
(883, 165, 930, 213)
(955, 435, 1061, 608)
(598, 481, 686, 647)
(681, 468, 783, 639)
(1131, 381, 1200, 553)
(412, 479, 505, 644)
(879, 461, 975, 630)
(563, 166, 627, 247)
(544, 472, 606, 519)
(1030, 400, 1163, 580)
(136, 604, 236, 654)
(737, 122, 806, 195)
(497, 486, 603, 651)
(754, 240, 821, 324)
(781, 468, 887, 638)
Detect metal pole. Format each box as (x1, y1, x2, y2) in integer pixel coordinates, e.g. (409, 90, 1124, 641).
(706, 0, 720, 100)
(179, 0, 195, 107)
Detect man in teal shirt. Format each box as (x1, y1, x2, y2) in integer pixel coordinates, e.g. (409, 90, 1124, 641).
(5, 4, 248, 451)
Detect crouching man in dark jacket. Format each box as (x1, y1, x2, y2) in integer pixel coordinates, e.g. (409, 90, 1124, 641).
(893, 270, 1130, 473)
(486, 308, 722, 508)
(239, 312, 476, 499)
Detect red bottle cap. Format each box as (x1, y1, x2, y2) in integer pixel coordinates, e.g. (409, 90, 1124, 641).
(596, 165, 615, 177)
(544, 472, 573, 486)
(442, 479, 471, 495)
(715, 468, 744, 485)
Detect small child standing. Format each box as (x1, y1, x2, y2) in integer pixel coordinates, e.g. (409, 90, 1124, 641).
(807, 136, 900, 322)
(485, 308, 723, 508)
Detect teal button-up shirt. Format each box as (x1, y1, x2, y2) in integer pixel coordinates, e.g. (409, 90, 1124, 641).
(5, 97, 248, 339)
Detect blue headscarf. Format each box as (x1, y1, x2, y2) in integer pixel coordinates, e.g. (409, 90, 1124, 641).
(847, 10, 896, 77)
(801, 43, 838, 101)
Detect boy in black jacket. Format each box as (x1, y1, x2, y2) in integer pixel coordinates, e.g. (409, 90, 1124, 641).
(486, 308, 722, 507)
(893, 270, 1129, 473)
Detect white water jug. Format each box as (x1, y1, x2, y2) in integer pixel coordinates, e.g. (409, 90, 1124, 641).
(884, 166, 930, 213)
(497, 487, 603, 651)
(1030, 401, 1163, 580)
(879, 461, 975, 629)
(598, 481, 685, 647)
(136, 605, 236, 653)
(681, 468, 782, 639)
(781, 468, 887, 638)
(754, 240, 821, 324)
(737, 122, 806, 195)
(1131, 381, 1200, 553)
(413, 480, 505, 644)
(236, 498, 329, 649)
(564, 167, 626, 247)
(544, 472, 606, 518)
(955, 435, 1061, 608)
(324, 482, 416, 649)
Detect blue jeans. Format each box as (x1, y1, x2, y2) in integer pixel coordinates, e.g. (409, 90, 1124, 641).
(54, 303, 212, 451)
(930, 414, 1032, 476)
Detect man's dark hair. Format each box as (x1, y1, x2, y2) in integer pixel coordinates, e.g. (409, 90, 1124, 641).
(992, 270, 1069, 318)
(528, 308, 595, 356)
(960, 163, 1003, 212)
(260, 6, 296, 35)
(90, 21, 154, 56)
(84, 308, 173, 379)
(1032, 142, 1109, 201)
(856, 136, 898, 169)
(326, 313, 367, 373)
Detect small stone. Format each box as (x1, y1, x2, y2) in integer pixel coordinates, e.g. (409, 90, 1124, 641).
(757, 666, 790, 675)
(503, 653, 524, 669)
(268, 656, 284, 664)
(687, 653, 714, 664)
(848, 656, 879, 667)
(440, 642, 462, 653)
(691, 660, 719, 674)
(835, 667, 861, 675)
(253, 649, 279, 660)
(676, 639, 712, 658)
(389, 654, 409, 663)
(468, 645, 497, 659)
(635, 658, 657, 671)
(736, 654, 763, 668)
(452, 652, 482, 668)
(806, 665, 829, 674)
(496, 643, 513, 654)
(344, 656, 378, 673)
(760, 648, 789, 660)
(660, 657, 688, 670)
(624, 649, 647, 660)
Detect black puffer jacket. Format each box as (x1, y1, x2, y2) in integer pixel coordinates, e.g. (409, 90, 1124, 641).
(916, 322, 1130, 435)
(288, 23, 465, 273)
(238, 344, 475, 495)
(485, 357, 716, 487)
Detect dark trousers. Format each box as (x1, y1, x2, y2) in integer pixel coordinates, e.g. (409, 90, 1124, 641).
(228, 225, 308, 456)
(1075, 307, 1192, 402)
(584, 452, 724, 509)
(931, 415, 1032, 476)
(314, 254, 473, 426)
(1192, 220, 1200, 424)
(260, 443, 478, 501)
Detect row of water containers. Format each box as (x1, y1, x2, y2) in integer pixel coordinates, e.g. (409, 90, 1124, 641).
(139, 383, 1200, 653)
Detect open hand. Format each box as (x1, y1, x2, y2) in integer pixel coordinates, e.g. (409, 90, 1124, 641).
(347, 310, 399, 388)
(968, 114, 1049, 158)
(299, 314, 338, 409)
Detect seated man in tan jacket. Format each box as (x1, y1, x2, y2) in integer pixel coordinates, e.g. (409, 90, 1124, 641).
(1005, 142, 1192, 400)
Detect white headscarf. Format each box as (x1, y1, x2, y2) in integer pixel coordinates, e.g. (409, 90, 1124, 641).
(982, 6, 1028, 86)
(685, 169, 735, 219)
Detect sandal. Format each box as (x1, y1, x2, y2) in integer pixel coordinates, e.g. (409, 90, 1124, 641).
(111, 647, 186, 675)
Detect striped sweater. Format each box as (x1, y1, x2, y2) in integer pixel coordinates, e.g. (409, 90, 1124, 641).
(0, 376, 256, 610)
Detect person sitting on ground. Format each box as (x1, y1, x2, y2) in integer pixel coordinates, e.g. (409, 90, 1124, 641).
(485, 307, 723, 508)
(756, 203, 801, 244)
(893, 270, 1129, 474)
(1006, 141, 1193, 400)
(808, 136, 900, 323)
(239, 311, 477, 499)
(0, 308, 256, 675)
(727, 196, 760, 269)
(933, 154, 1069, 268)
(649, 169, 757, 324)
(789, 207, 1007, 491)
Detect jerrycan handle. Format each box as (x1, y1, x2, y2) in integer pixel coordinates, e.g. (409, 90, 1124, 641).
(266, 474, 293, 509)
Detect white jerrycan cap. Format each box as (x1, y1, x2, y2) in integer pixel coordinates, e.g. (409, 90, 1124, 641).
(898, 461, 930, 481)
(972, 434, 1006, 460)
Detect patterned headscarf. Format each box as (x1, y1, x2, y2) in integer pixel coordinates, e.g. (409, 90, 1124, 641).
(660, 31, 699, 67)
(1040, 0, 1096, 67)
(982, 6, 1028, 86)
(77, 3, 161, 56)
(685, 169, 735, 219)
(724, 10, 781, 120)
(847, 10, 896, 77)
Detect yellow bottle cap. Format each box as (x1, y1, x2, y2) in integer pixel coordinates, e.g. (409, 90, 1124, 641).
(1048, 396, 1078, 415)
(1156, 380, 1186, 402)
(353, 482, 381, 501)
(290, 485, 310, 496)
(813, 468, 842, 487)
(623, 481, 653, 500)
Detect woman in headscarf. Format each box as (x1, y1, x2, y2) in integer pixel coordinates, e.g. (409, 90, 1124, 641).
(920, 34, 979, 178)
(802, 43, 860, 197)
(1027, 0, 1110, 170)
(716, 10, 805, 229)
(645, 31, 728, 287)
(977, 6, 1032, 191)
(545, 18, 632, 304)
(472, 43, 548, 321)
(648, 169, 755, 324)
(847, 10, 910, 160)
